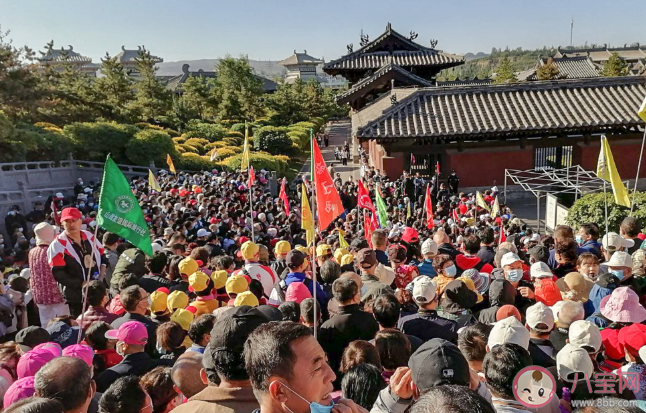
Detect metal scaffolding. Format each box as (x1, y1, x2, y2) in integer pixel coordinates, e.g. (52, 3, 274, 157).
(503, 165, 625, 233)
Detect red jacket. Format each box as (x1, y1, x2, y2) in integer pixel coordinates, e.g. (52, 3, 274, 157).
(456, 254, 494, 274)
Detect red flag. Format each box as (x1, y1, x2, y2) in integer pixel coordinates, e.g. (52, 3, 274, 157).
(364, 210, 375, 248)
(435, 161, 441, 175)
(313, 139, 344, 230)
(499, 229, 507, 244)
(424, 184, 434, 229)
(248, 166, 255, 187)
(411, 154, 416, 165)
(452, 208, 459, 222)
(279, 178, 289, 215)
(357, 179, 376, 212)
(371, 208, 379, 229)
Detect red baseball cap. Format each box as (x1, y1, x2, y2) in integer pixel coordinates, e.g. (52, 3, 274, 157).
(618, 323, 646, 357)
(60, 207, 82, 222)
(239, 236, 250, 244)
(105, 321, 148, 345)
(402, 227, 419, 244)
(601, 328, 624, 361)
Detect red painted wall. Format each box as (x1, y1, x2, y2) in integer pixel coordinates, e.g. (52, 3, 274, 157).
(447, 148, 535, 187)
(383, 155, 404, 180)
(578, 141, 646, 179)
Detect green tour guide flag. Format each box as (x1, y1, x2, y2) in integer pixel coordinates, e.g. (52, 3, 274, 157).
(97, 155, 153, 256)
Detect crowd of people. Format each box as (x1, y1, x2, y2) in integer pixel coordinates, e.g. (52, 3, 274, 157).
(1, 154, 646, 413)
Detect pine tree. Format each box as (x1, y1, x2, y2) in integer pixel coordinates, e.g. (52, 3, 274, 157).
(601, 53, 629, 77)
(494, 57, 517, 84)
(129, 46, 171, 122)
(95, 53, 134, 121)
(181, 75, 216, 121)
(536, 58, 560, 80)
(0, 27, 44, 121)
(215, 56, 264, 121)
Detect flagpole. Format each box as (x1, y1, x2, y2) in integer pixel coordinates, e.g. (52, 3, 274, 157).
(603, 180, 609, 236)
(249, 180, 254, 240)
(630, 128, 646, 215)
(310, 129, 318, 339)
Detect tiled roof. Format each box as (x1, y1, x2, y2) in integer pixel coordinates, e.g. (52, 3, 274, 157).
(165, 64, 276, 93)
(279, 51, 324, 66)
(324, 24, 463, 72)
(357, 76, 646, 141)
(115, 46, 163, 63)
(556, 45, 646, 62)
(38, 46, 91, 64)
(325, 50, 463, 71)
(518, 56, 601, 81)
(336, 63, 433, 104)
(437, 77, 493, 87)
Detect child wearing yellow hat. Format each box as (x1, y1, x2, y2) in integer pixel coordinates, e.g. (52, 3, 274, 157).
(176, 257, 199, 296)
(225, 275, 249, 307)
(234, 291, 259, 307)
(211, 270, 229, 307)
(150, 288, 171, 324)
(188, 271, 219, 316)
(167, 290, 189, 313)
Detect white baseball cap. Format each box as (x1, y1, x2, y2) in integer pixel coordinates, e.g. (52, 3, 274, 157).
(488, 316, 530, 350)
(568, 320, 602, 353)
(525, 302, 554, 332)
(557, 343, 594, 382)
(606, 251, 633, 268)
(421, 239, 438, 256)
(412, 278, 437, 304)
(530, 261, 553, 279)
(602, 232, 634, 252)
(196, 228, 211, 238)
(639, 346, 646, 363)
(501, 252, 522, 268)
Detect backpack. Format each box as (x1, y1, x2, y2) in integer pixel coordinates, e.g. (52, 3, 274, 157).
(271, 277, 314, 303)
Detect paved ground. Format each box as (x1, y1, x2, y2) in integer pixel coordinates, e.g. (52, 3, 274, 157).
(301, 120, 360, 181)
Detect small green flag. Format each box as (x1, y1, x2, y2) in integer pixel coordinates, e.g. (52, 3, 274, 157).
(97, 155, 153, 256)
(375, 186, 388, 228)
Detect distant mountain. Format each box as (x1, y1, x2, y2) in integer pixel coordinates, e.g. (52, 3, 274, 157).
(463, 52, 490, 61)
(156, 59, 287, 79)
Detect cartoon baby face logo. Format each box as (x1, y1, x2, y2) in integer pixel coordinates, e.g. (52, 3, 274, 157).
(513, 366, 556, 408)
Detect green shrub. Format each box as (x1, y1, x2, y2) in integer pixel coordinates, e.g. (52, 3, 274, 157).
(176, 145, 187, 154)
(230, 123, 246, 133)
(64, 122, 138, 163)
(212, 141, 229, 148)
(566, 191, 646, 235)
(126, 129, 176, 166)
(17, 126, 74, 162)
(178, 144, 199, 154)
(223, 136, 242, 146)
(225, 131, 244, 139)
(222, 151, 289, 174)
(184, 138, 209, 154)
(254, 126, 292, 155)
(179, 153, 217, 171)
(172, 137, 186, 144)
(215, 148, 236, 159)
(183, 122, 228, 142)
(292, 121, 316, 131)
(287, 129, 310, 150)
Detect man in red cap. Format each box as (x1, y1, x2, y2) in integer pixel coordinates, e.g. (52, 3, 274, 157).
(47, 207, 106, 317)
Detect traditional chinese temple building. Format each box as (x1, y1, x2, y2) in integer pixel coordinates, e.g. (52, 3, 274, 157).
(37, 44, 99, 76)
(114, 45, 163, 77)
(323, 23, 464, 110)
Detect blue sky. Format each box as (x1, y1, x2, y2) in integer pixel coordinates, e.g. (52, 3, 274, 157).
(1, 0, 644, 62)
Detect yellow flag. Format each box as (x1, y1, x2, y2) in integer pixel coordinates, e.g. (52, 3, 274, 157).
(476, 191, 490, 211)
(639, 95, 646, 123)
(148, 170, 161, 192)
(301, 184, 314, 246)
(339, 231, 349, 249)
(597, 135, 630, 207)
(406, 200, 411, 219)
(209, 148, 218, 162)
(491, 196, 500, 217)
(166, 154, 176, 174)
(240, 123, 250, 171)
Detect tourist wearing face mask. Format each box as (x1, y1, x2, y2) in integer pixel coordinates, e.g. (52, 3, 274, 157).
(431, 254, 458, 296)
(500, 252, 535, 316)
(604, 251, 637, 289)
(95, 321, 161, 393)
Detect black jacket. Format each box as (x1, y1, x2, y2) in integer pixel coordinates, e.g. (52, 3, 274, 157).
(51, 239, 104, 305)
(438, 243, 461, 260)
(397, 309, 459, 343)
(318, 304, 379, 373)
(139, 274, 171, 293)
(477, 279, 516, 324)
(477, 246, 495, 266)
(95, 352, 170, 393)
(111, 313, 159, 357)
(528, 338, 556, 368)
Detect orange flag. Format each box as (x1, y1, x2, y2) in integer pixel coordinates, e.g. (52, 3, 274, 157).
(424, 184, 434, 229)
(313, 139, 344, 231)
(166, 154, 176, 174)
